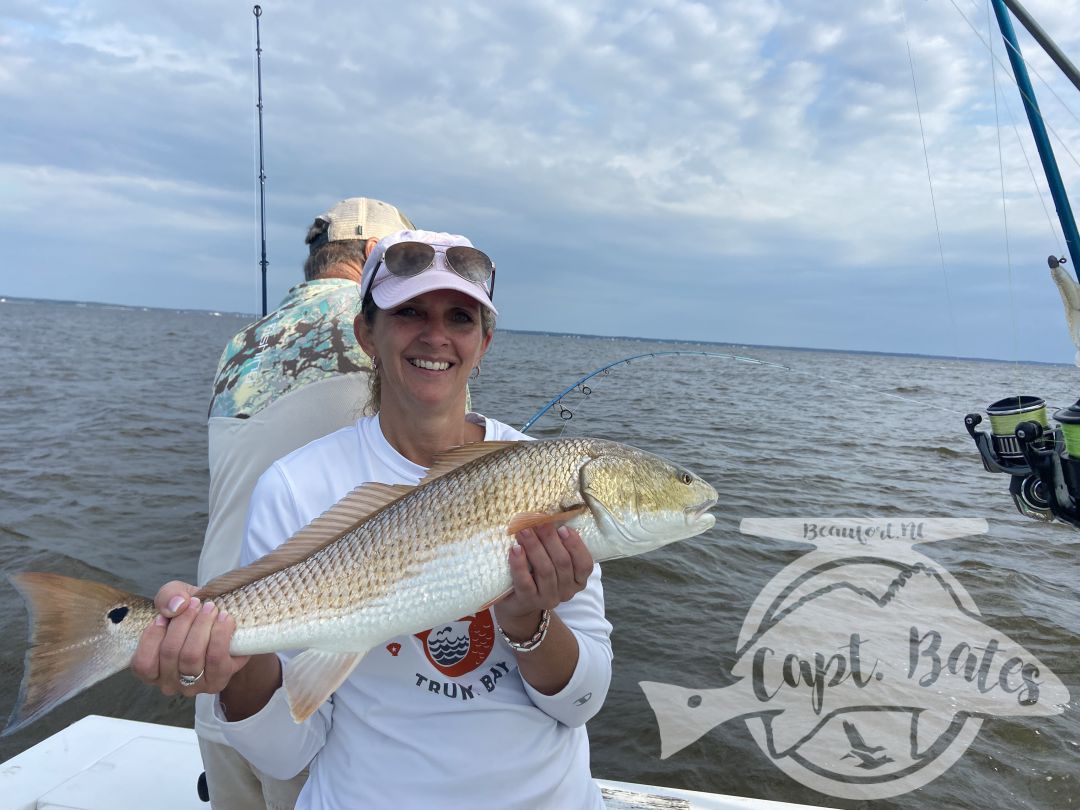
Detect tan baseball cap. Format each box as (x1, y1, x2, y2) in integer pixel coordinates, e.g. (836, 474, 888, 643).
(305, 197, 415, 253)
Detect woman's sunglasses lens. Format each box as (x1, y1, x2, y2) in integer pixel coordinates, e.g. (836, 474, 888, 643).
(445, 246, 494, 283)
(385, 242, 436, 277)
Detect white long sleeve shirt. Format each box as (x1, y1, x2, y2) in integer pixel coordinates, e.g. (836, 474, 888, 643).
(219, 413, 611, 810)
(196, 374, 373, 744)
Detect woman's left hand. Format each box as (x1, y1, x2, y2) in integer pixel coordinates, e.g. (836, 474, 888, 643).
(494, 524, 593, 635)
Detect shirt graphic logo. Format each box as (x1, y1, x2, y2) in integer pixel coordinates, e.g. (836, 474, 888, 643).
(428, 620, 472, 667)
(416, 611, 496, 678)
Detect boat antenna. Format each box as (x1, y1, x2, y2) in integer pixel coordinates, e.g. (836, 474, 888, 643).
(253, 4, 269, 316)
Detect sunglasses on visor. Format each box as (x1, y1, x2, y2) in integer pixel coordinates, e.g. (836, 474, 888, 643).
(362, 241, 496, 302)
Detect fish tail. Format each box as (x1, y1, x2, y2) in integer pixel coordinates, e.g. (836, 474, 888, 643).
(4, 572, 155, 736)
(639, 680, 732, 760)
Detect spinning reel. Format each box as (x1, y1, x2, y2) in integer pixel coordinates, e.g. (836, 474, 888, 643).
(966, 396, 1080, 528)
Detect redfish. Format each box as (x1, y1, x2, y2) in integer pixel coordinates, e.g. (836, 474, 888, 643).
(5, 437, 717, 734)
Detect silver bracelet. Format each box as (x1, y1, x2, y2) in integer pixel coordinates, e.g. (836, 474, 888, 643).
(498, 609, 551, 653)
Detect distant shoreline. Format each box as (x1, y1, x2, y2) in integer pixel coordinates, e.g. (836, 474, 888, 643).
(2, 293, 1072, 368)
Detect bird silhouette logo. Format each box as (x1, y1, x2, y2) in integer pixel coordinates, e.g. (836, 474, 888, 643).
(839, 720, 893, 769)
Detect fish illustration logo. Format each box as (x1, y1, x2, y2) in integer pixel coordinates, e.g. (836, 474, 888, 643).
(641, 518, 1071, 800)
(416, 611, 496, 678)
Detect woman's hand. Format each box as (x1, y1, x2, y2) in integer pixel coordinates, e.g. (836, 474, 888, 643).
(493, 523, 594, 695)
(493, 524, 593, 641)
(130, 580, 250, 698)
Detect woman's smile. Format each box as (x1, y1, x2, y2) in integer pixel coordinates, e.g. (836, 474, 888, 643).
(407, 357, 452, 371)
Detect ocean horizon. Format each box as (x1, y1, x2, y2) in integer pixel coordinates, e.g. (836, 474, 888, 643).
(2, 293, 1073, 369)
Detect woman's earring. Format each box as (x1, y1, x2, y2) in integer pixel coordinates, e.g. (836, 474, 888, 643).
(371, 356, 379, 371)
(470, 363, 481, 380)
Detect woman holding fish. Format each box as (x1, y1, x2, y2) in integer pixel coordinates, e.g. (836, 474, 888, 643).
(132, 229, 614, 809)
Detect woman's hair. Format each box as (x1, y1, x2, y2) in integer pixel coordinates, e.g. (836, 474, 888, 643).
(303, 240, 365, 281)
(359, 289, 496, 414)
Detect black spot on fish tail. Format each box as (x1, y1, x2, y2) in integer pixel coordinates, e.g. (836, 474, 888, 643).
(107, 606, 129, 624)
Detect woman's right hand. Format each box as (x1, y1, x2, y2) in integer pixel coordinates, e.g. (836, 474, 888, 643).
(131, 580, 251, 698)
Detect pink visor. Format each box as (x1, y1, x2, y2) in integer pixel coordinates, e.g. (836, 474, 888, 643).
(361, 229, 498, 316)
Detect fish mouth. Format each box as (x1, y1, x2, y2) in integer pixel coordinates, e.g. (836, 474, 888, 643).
(685, 498, 717, 523)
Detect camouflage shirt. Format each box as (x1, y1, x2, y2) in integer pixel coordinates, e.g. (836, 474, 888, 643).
(209, 279, 371, 419)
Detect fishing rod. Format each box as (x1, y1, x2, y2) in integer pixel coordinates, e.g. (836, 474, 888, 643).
(519, 348, 969, 435)
(519, 351, 789, 433)
(253, 5, 269, 317)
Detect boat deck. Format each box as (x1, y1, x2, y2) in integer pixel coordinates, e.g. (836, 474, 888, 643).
(2, 715, 830, 809)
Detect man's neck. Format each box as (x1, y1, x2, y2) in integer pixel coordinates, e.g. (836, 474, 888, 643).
(316, 261, 363, 284)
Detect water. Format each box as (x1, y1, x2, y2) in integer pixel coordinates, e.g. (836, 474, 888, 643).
(1, 297, 1079, 808)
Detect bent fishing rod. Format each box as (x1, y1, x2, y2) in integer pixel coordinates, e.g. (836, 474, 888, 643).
(520, 346, 977, 436)
(520, 350, 790, 433)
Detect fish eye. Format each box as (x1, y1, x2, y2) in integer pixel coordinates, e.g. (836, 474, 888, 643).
(107, 605, 129, 624)
(680, 472, 693, 485)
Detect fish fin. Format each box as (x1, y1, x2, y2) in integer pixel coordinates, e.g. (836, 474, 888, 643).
(418, 441, 520, 485)
(283, 649, 365, 723)
(197, 482, 414, 600)
(4, 572, 153, 736)
(507, 505, 588, 535)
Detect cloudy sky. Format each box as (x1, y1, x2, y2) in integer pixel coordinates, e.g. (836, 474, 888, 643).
(3, 0, 1080, 361)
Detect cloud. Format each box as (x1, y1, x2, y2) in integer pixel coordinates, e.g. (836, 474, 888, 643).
(1, 0, 1078, 360)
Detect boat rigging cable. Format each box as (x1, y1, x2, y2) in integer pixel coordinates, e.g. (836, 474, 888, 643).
(997, 70, 1068, 261)
(898, 0, 960, 359)
(986, 1, 1023, 378)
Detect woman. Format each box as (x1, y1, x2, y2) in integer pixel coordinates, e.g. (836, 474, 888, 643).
(132, 230, 613, 809)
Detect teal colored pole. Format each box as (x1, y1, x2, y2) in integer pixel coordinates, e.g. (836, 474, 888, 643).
(991, 0, 1080, 280)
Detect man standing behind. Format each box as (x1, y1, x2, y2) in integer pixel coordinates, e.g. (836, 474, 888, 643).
(196, 197, 415, 809)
